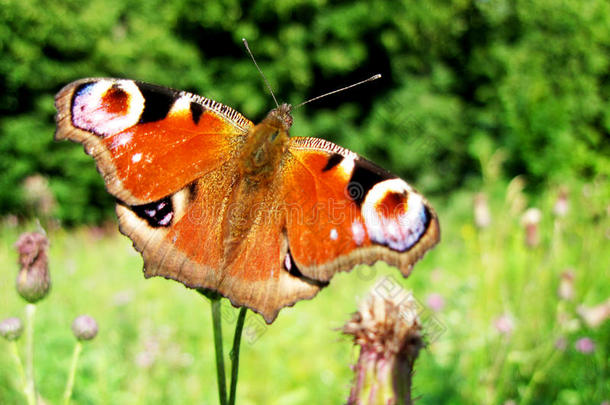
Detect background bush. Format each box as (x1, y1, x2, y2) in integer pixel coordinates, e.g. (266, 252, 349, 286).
(1, 0, 609, 224)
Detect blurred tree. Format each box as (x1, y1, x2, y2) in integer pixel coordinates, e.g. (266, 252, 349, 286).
(0, 0, 608, 224)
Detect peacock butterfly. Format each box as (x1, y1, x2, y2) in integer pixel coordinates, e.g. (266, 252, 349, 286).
(54, 77, 440, 323)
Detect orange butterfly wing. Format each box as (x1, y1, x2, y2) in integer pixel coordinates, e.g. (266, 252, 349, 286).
(55, 78, 252, 205)
(280, 137, 440, 281)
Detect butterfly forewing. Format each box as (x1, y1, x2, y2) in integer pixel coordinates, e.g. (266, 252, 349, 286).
(55, 78, 253, 205)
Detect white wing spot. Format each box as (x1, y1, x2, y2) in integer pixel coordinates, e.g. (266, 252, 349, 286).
(351, 220, 365, 246)
(72, 79, 144, 137)
(112, 132, 133, 149)
(338, 156, 356, 177)
(330, 228, 338, 241)
(361, 179, 427, 252)
(132, 153, 142, 163)
(158, 212, 173, 226)
(284, 253, 292, 271)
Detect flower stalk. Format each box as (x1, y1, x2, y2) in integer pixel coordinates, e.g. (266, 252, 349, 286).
(64, 315, 98, 404)
(13, 231, 51, 405)
(200, 290, 248, 405)
(62, 341, 83, 405)
(9, 341, 27, 398)
(24, 304, 37, 405)
(210, 296, 228, 405)
(229, 307, 247, 405)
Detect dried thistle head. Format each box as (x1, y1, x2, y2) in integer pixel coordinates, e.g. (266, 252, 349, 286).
(15, 232, 51, 303)
(343, 289, 423, 405)
(343, 292, 423, 358)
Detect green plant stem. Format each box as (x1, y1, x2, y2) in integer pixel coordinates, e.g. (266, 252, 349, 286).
(62, 341, 83, 405)
(9, 341, 28, 401)
(24, 304, 36, 405)
(520, 348, 561, 405)
(228, 307, 247, 405)
(211, 297, 228, 405)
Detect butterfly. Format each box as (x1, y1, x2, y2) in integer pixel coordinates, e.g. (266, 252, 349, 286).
(54, 78, 440, 323)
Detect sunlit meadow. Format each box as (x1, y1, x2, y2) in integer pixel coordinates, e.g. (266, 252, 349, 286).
(1, 171, 609, 404)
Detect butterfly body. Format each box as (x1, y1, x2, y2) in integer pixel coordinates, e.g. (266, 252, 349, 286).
(238, 103, 291, 182)
(55, 78, 439, 323)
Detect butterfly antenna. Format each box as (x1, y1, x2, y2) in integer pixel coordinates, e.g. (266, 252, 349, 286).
(242, 38, 279, 108)
(294, 74, 382, 109)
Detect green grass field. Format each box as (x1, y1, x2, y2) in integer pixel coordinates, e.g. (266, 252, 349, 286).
(1, 178, 608, 404)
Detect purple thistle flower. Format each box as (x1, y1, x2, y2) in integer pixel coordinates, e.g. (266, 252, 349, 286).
(426, 293, 445, 312)
(494, 314, 514, 335)
(574, 337, 595, 354)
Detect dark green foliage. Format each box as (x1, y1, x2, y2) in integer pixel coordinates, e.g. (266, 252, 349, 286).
(1, 0, 608, 223)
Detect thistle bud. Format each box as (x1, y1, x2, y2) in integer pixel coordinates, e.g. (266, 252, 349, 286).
(557, 270, 575, 301)
(474, 192, 491, 229)
(521, 208, 542, 248)
(343, 290, 423, 405)
(553, 187, 569, 218)
(0, 317, 23, 341)
(22, 174, 56, 218)
(72, 315, 98, 341)
(15, 232, 51, 303)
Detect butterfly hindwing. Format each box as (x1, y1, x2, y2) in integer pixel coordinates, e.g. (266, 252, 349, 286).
(280, 137, 440, 282)
(116, 160, 321, 323)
